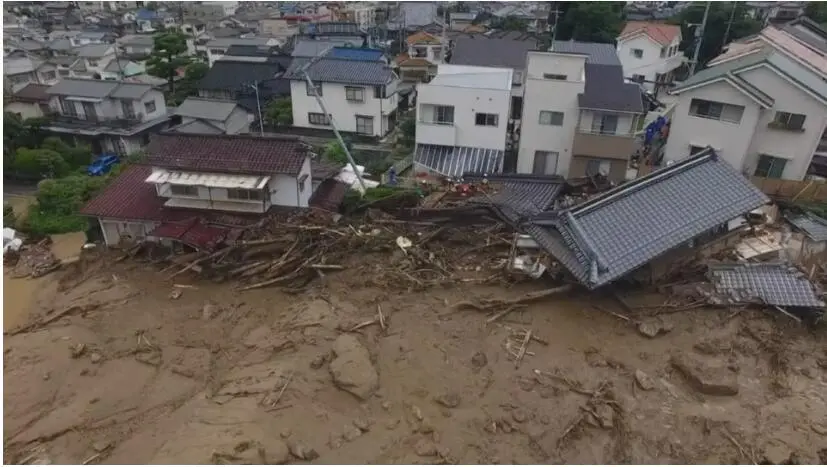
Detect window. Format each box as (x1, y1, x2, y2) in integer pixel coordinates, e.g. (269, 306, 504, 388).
(227, 188, 263, 201)
(512, 70, 523, 86)
(432, 47, 442, 60)
(144, 100, 156, 113)
(532, 151, 559, 175)
(170, 185, 198, 196)
(660, 47, 666, 58)
(345, 86, 365, 102)
(355, 115, 374, 135)
(475, 112, 498, 127)
(586, 159, 611, 176)
(754, 154, 787, 179)
(539, 110, 564, 126)
(771, 111, 806, 131)
(688, 98, 744, 124)
(434, 105, 454, 124)
(42, 71, 56, 81)
(412, 46, 427, 58)
(58, 69, 70, 77)
(121, 100, 136, 118)
(306, 81, 322, 96)
(60, 98, 77, 117)
(209, 48, 224, 55)
(631, 48, 643, 58)
(631, 74, 646, 83)
(591, 113, 619, 135)
(689, 145, 706, 156)
(543, 73, 567, 80)
(308, 112, 330, 125)
(374, 86, 386, 99)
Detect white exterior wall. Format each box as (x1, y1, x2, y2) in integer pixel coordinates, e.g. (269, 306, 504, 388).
(5, 101, 46, 119)
(416, 81, 510, 151)
(407, 43, 444, 63)
(224, 107, 252, 134)
(517, 51, 586, 176)
(85, 51, 116, 76)
(740, 66, 827, 180)
(617, 34, 683, 91)
(577, 109, 636, 135)
(98, 218, 159, 246)
(290, 80, 398, 137)
(664, 80, 761, 171)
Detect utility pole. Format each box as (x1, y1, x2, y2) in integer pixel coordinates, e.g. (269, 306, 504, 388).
(688, 1, 711, 77)
(722, 1, 737, 49)
(249, 80, 263, 136)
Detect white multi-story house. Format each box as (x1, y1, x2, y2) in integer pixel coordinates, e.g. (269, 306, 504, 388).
(284, 56, 400, 137)
(517, 42, 646, 182)
(413, 64, 512, 176)
(43, 78, 172, 155)
(617, 21, 684, 92)
(79, 134, 316, 247)
(664, 18, 827, 181)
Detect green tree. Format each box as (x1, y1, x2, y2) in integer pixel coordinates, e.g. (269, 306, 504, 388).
(555, 2, 624, 43)
(171, 60, 208, 105)
(4, 113, 50, 164)
(804, 2, 827, 28)
(41, 137, 93, 170)
(670, 2, 762, 69)
(265, 97, 293, 127)
(322, 140, 351, 166)
(12, 148, 71, 179)
(399, 118, 415, 148)
(147, 31, 192, 94)
(490, 15, 529, 32)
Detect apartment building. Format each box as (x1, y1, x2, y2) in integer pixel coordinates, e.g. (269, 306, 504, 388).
(283, 57, 399, 137)
(518, 42, 646, 182)
(664, 18, 827, 181)
(413, 64, 512, 176)
(616, 21, 684, 92)
(79, 133, 314, 247)
(42, 78, 172, 155)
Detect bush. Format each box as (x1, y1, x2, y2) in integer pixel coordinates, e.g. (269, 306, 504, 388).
(24, 174, 110, 236)
(11, 147, 71, 179)
(4, 203, 16, 228)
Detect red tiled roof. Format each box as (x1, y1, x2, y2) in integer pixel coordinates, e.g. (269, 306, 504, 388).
(620, 21, 681, 46)
(148, 218, 228, 251)
(407, 31, 441, 46)
(146, 133, 308, 176)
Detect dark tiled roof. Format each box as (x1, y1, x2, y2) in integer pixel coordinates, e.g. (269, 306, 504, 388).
(301, 22, 364, 36)
(579, 64, 645, 113)
(551, 41, 621, 66)
(449, 37, 536, 69)
(310, 178, 349, 211)
(527, 148, 769, 289)
(707, 262, 825, 308)
(786, 211, 827, 242)
(148, 218, 228, 251)
(414, 144, 504, 177)
(463, 173, 566, 224)
(197, 59, 291, 95)
(327, 47, 384, 62)
(311, 158, 341, 181)
(284, 57, 394, 85)
(12, 83, 50, 102)
(146, 133, 307, 176)
(225, 44, 282, 57)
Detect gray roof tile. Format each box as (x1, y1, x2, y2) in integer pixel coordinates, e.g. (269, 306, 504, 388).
(786, 212, 827, 242)
(707, 262, 825, 308)
(47, 78, 120, 98)
(291, 39, 352, 57)
(109, 82, 153, 99)
(579, 64, 645, 113)
(174, 97, 240, 121)
(414, 144, 504, 177)
(284, 57, 394, 85)
(449, 37, 535, 69)
(463, 173, 567, 224)
(528, 148, 769, 289)
(551, 40, 621, 66)
(77, 43, 113, 58)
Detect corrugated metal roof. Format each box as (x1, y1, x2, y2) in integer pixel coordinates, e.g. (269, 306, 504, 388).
(786, 212, 827, 242)
(146, 168, 270, 189)
(707, 262, 825, 308)
(414, 144, 504, 177)
(528, 148, 769, 289)
(284, 57, 394, 85)
(174, 97, 239, 121)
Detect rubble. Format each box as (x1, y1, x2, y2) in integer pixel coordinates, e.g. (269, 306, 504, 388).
(329, 334, 379, 400)
(634, 369, 656, 391)
(670, 354, 739, 396)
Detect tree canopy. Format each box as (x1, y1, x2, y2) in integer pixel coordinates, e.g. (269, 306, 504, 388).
(146, 31, 192, 93)
(169, 60, 208, 105)
(555, 2, 624, 43)
(265, 97, 293, 128)
(490, 15, 529, 32)
(805, 2, 827, 28)
(670, 2, 763, 69)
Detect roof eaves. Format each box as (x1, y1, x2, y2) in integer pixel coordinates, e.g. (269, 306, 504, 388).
(760, 60, 827, 105)
(724, 73, 774, 108)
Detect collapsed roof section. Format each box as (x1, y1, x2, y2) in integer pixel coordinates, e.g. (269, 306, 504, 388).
(706, 262, 825, 309)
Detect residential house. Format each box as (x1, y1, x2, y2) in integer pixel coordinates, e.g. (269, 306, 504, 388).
(219, 44, 284, 63)
(79, 133, 314, 246)
(75, 43, 117, 78)
(746, 1, 806, 25)
(525, 148, 769, 289)
(206, 37, 281, 67)
(414, 64, 512, 176)
(386, 2, 438, 32)
(100, 58, 146, 80)
(170, 97, 252, 135)
(296, 22, 367, 47)
(197, 55, 292, 115)
(117, 34, 154, 60)
(4, 54, 41, 91)
(6, 83, 51, 119)
(448, 36, 536, 122)
(517, 42, 645, 182)
(283, 57, 399, 137)
(258, 18, 300, 39)
(616, 21, 684, 92)
(291, 39, 353, 58)
(43, 78, 172, 155)
(395, 31, 445, 82)
(664, 18, 827, 181)
(449, 12, 477, 31)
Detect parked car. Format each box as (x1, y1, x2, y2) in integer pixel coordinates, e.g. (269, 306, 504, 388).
(87, 154, 120, 176)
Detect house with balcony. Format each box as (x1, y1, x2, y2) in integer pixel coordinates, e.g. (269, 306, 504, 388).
(74, 43, 118, 79)
(394, 31, 445, 82)
(79, 133, 316, 247)
(283, 56, 399, 137)
(617, 21, 684, 93)
(517, 42, 646, 182)
(42, 78, 172, 155)
(413, 64, 512, 176)
(663, 18, 827, 181)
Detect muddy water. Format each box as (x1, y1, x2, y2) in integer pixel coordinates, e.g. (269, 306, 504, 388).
(3, 232, 86, 331)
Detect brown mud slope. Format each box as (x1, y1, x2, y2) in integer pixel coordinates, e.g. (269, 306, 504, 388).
(4, 255, 827, 464)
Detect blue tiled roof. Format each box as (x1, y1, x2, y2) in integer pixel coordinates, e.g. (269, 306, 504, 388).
(527, 148, 769, 289)
(327, 47, 384, 62)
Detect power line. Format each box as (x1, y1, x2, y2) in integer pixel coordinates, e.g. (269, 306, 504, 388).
(688, 1, 711, 77)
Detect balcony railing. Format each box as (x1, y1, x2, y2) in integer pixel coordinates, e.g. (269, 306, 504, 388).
(572, 129, 638, 161)
(47, 111, 145, 129)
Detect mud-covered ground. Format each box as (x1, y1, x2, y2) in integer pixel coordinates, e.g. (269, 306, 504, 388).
(4, 252, 827, 464)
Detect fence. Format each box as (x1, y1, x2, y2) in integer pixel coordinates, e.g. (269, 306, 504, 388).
(749, 177, 827, 203)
